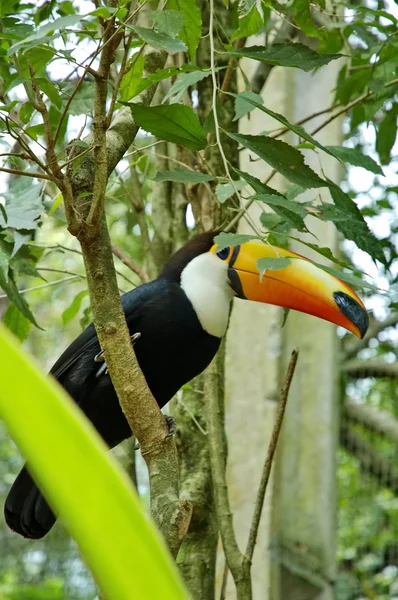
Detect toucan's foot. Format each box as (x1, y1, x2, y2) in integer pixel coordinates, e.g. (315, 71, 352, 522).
(134, 415, 176, 450)
(164, 415, 177, 439)
(95, 332, 141, 378)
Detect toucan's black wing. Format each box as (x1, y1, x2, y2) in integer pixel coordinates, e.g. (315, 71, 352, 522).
(4, 280, 163, 540)
(49, 280, 158, 385)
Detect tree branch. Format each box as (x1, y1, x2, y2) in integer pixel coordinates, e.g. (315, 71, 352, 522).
(204, 353, 248, 596)
(244, 349, 299, 564)
(343, 313, 398, 359)
(344, 399, 398, 446)
(341, 359, 398, 380)
(0, 166, 54, 181)
(340, 424, 398, 494)
(111, 243, 149, 283)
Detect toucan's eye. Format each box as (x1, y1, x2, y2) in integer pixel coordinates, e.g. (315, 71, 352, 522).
(217, 247, 230, 260)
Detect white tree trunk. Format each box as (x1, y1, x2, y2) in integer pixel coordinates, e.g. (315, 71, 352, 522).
(220, 52, 343, 599)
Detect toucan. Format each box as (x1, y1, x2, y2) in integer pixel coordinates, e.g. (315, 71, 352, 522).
(4, 232, 368, 539)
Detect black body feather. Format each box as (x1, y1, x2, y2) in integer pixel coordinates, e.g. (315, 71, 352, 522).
(5, 234, 220, 539)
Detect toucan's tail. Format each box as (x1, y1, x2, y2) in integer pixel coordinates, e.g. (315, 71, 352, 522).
(4, 466, 56, 539)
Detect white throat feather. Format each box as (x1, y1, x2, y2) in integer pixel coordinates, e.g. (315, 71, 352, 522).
(180, 253, 234, 338)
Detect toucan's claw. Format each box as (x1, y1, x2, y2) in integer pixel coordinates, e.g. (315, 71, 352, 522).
(95, 332, 141, 379)
(164, 415, 177, 439)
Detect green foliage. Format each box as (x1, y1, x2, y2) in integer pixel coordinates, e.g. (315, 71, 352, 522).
(129, 103, 207, 150)
(133, 25, 187, 54)
(166, 0, 202, 61)
(154, 169, 215, 183)
(257, 257, 291, 279)
(229, 42, 342, 70)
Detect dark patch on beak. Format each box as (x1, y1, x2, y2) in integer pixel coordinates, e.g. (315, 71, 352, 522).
(334, 291, 369, 339)
(228, 268, 246, 299)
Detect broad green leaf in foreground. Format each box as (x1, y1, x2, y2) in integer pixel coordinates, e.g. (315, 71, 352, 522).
(229, 42, 342, 71)
(213, 232, 260, 250)
(129, 103, 207, 151)
(257, 257, 291, 279)
(0, 325, 188, 600)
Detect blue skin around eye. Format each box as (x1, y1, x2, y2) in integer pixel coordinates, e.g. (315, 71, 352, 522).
(217, 247, 230, 260)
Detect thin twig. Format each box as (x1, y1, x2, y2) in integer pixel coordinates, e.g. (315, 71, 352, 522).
(244, 349, 299, 563)
(0, 166, 54, 181)
(59, 145, 94, 170)
(209, 0, 241, 204)
(106, 33, 141, 127)
(111, 243, 149, 283)
(310, 76, 398, 136)
(0, 276, 81, 298)
(225, 169, 276, 232)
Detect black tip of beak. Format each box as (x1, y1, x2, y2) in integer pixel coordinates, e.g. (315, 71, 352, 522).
(334, 291, 369, 339)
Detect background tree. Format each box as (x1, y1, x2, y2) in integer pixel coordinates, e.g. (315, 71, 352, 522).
(0, 0, 397, 598)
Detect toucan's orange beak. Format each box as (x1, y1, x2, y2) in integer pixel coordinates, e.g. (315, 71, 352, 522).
(211, 241, 369, 338)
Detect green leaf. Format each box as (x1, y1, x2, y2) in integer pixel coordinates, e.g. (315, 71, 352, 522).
(129, 103, 207, 151)
(154, 168, 215, 183)
(231, 6, 263, 42)
(314, 264, 378, 292)
(163, 69, 221, 104)
(0, 268, 38, 326)
(234, 168, 308, 232)
(0, 235, 12, 278)
(325, 146, 384, 175)
(288, 237, 349, 268)
(260, 212, 285, 230)
(292, 0, 325, 39)
(215, 180, 246, 203)
(0, 180, 43, 230)
(120, 53, 145, 102)
(19, 101, 34, 124)
(229, 92, 341, 160)
(49, 193, 64, 215)
(8, 14, 84, 55)
(213, 232, 259, 250)
(149, 10, 184, 36)
(167, 0, 202, 61)
(127, 64, 199, 101)
(133, 25, 187, 54)
(233, 91, 264, 121)
(234, 168, 282, 196)
(228, 132, 326, 188)
(328, 184, 386, 265)
(0, 180, 43, 231)
(376, 109, 397, 165)
(257, 257, 291, 279)
(68, 81, 94, 115)
(35, 78, 62, 109)
(0, 324, 188, 600)
(255, 194, 308, 231)
(62, 290, 88, 325)
(229, 42, 342, 71)
(2, 303, 32, 341)
(24, 124, 45, 141)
